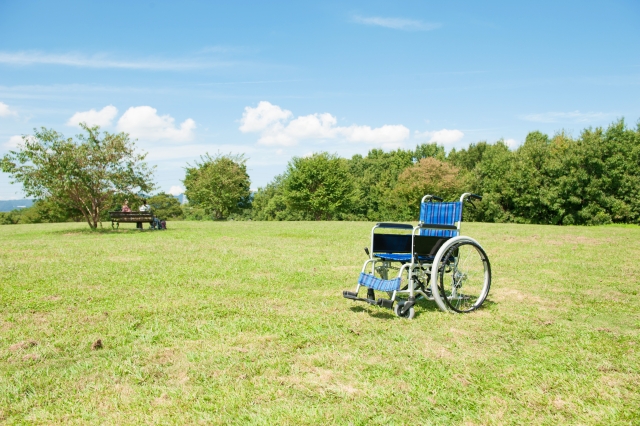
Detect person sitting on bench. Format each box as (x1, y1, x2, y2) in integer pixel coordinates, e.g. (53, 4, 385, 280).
(136, 199, 150, 229)
(138, 199, 162, 230)
(121, 199, 132, 212)
(139, 199, 150, 212)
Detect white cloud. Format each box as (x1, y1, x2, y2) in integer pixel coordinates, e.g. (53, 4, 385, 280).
(117, 106, 196, 142)
(168, 186, 184, 196)
(3, 135, 37, 150)
(0, 51, 230, 70)
(239, 101, 410, 147)
(353, 16, 441, 31)
(239, 101, 292, 133)
(67, 105, 118, 127)
(0, 101, 17, 117)
(415, 129, 465, 145)
(519, 111, 610, 123)
(339, 124, 410, 147)
(504, 138, 519, 149)
(258, 113, 337, 146)
(4, 135, 24, 149)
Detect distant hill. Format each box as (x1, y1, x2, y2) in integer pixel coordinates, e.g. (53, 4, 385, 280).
(0, 199, 33, 212)
(173, 194, 187, 204)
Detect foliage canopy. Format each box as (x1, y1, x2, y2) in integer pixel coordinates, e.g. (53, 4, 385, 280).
(251, 119, 640, 225)
(183, 153, 251, 220)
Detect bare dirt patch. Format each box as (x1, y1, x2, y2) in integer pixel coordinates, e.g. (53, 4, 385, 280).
(501, 235, 540, 244)
(455, 374, 472, 387)
(550, 235, 615, 246)
(492, 288, 549, 306)
(154, 348, 177, 365)
(9, 340, 38, 351)
(22, 353, 40, 361)
(552, 396, 567, 410)
(43, 295, 62, 301)
(277, 365, 362, 397)
(152, 393, 172, 406)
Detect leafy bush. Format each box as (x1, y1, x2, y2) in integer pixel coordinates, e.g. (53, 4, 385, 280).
(148, 193, 183, 220)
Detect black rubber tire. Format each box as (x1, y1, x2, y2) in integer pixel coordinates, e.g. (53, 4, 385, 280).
(438, 240, 491, 313)
(394, 303, 415, 319)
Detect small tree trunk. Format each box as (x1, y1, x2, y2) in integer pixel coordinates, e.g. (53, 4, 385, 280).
(90, 207, 99, 229)
(79, 206, 95, 229)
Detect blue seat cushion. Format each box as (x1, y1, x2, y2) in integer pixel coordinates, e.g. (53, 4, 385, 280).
(374, 253, 435, 262)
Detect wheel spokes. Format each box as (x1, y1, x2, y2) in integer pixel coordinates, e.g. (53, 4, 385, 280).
(440, 242, 490, 312)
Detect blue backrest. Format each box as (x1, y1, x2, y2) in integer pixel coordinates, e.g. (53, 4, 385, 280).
(419, 202, 462, 237)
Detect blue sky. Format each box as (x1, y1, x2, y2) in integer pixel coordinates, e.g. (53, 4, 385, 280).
(1, 0, 638, 199)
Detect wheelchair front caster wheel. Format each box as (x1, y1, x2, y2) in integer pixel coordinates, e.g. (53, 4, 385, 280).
(394, 304, 415, 319)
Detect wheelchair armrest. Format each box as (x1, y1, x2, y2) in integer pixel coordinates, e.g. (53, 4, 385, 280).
(417, 222, 458, 230)
(375, 222, 414, 230)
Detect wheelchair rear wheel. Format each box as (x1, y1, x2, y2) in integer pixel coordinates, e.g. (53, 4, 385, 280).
(437, 240, 491, 313)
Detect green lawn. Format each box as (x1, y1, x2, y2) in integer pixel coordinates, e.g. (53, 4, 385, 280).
(1, 221, 639, 425)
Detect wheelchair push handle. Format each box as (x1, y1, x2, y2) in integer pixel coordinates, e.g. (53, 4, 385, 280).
(421, 194, 444, 203)
(460, 192, 483, 202)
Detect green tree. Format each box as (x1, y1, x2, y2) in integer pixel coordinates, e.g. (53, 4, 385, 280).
(465, 141, 515, 222)
(183, 153, 251, 220)
(348, 148, 415, 221)
(0, 198, 84, 225)
(506, 132, 558, 224)
(33, 197, 85, 222)
(251, 174, 306, 221)
(393, 157, 467, 220)
(283, 152, 356, 220)
(1, 125, 155, 229)
(564, 120, 640, 225)
(448, 141, 490, 172)
(148, 193, 184, 220)
(413, 142, 446, 162)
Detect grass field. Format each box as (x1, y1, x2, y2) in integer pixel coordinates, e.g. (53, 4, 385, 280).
(1, 221, 639, 425)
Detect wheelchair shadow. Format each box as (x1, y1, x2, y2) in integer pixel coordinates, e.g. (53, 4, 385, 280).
(480, 299, 497, 309)
(412, 299, 442, 318)
(349, 305, 395, 319)
(348, 297, 442, 320)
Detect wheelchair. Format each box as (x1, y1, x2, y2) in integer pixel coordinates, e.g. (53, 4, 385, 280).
(342, 193, 491, 318)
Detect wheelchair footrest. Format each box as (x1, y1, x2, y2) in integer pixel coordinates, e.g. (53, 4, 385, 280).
(343, 291, 377, 305)
(343, 291, 358, 299)
(343, 291, 395, 309)
(357, 273, 402, 292)
(377, 298, 394, 309)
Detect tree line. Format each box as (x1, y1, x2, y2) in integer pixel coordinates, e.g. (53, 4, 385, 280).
(2, 119, 639, 227)
(252, 119, 640, 225)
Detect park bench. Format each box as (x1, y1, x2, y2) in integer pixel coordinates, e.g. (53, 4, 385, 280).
(108, 211, 153, 229)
